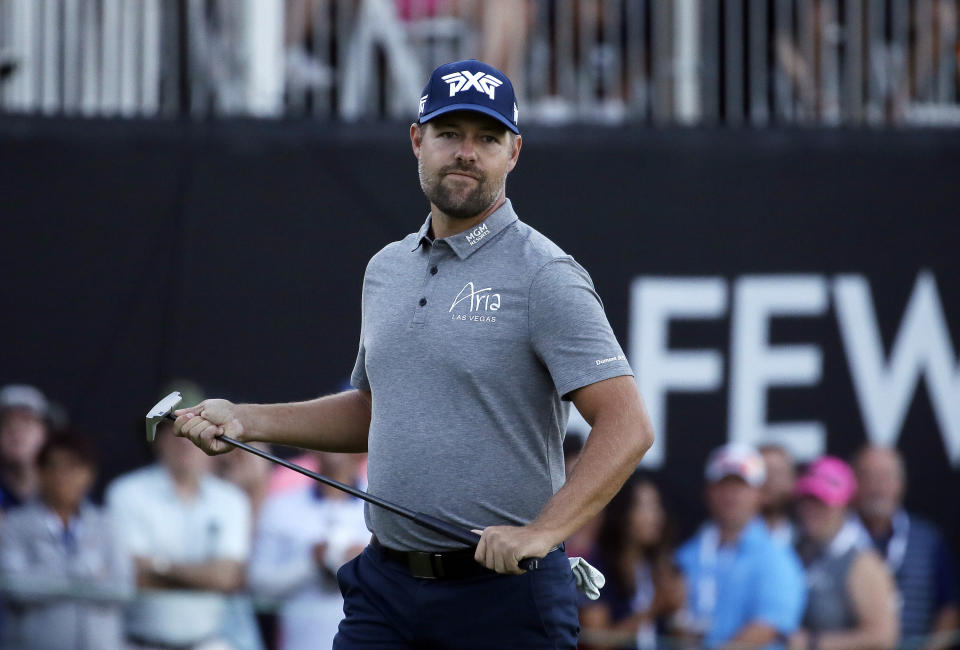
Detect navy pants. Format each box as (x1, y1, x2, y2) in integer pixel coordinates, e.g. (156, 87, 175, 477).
(333, 543, 580, 649)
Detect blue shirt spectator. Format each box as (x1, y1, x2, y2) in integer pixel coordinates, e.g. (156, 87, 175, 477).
(674, 443, 806, 649)
(676, 518, 806, 647)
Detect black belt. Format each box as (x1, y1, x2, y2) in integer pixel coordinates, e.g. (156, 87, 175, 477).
(371, 535, 496, 579)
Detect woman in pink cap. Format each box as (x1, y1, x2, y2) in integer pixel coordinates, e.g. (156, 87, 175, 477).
(789, 456, 899, 650)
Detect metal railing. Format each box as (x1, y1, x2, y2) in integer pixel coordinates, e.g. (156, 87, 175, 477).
(1, 0, 958, 125)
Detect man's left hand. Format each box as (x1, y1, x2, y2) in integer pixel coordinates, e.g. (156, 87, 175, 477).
(472, 525, 555, 574)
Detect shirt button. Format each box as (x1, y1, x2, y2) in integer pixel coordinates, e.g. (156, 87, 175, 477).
(430, 266, 438, 275)
(419, 298, 427, 306)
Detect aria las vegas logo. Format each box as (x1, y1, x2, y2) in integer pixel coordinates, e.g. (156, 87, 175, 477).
(450, 282, 500, 323)
(442, 71, 503, 100)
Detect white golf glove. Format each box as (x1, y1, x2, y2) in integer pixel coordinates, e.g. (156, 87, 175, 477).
(568, 556, 605, 600)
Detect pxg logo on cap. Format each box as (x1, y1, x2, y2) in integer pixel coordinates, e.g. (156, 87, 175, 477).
(418, 59, 520, 134)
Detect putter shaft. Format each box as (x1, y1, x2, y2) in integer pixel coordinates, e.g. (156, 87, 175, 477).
(163, 413, 539, 570)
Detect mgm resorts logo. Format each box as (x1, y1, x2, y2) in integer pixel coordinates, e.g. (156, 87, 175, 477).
(464, 223, 489, 246)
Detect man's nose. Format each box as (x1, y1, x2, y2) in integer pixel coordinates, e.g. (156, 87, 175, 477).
(455, 137, 478, 161)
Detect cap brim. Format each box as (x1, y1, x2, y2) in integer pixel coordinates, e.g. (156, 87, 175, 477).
(708, 471, 759, 487)
(419, 103, 519, 134)
(795, 477, 849, 507)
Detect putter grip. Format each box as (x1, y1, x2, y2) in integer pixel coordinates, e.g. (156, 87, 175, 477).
(412, 513, 541, 571)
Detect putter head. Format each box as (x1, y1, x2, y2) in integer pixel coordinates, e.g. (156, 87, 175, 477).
(145, 391, 182, 442)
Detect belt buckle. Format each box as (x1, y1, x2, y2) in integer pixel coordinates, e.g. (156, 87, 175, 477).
(407, 551, 443, 579)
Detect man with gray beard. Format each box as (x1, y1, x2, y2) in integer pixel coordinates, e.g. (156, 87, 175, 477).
(174, 59, 653, 649)
(853, 445, 960, 646)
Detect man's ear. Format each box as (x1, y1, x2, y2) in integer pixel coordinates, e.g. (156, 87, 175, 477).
(411, 123, 423, 158)
(507, 133, 522, 172)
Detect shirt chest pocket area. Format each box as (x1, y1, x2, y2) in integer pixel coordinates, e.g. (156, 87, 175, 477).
(438, 286, 529, 374)
(443, 281, 515, 326)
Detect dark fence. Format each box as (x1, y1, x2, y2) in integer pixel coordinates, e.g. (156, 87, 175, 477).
(1, 117, 958, 537)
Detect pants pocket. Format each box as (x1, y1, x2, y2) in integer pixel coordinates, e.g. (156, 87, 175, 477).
(529, 553, 581, 648)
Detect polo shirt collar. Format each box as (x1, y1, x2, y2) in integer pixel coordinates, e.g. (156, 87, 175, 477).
(412, 217, 433, 251)
(410, 199, 519, 260)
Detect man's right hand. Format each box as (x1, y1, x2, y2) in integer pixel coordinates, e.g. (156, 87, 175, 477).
(173, 399, 247, 455)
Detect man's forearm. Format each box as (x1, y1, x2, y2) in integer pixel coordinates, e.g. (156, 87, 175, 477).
(137, 557, 244, 593)
(924, 605, 960, 650)
(817, 627, 897, 650)
(238, 389, 371, 453)
(723, 622, 779, 649)
(530, 386, 652, 544)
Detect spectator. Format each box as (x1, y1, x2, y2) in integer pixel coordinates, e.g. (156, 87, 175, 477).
(853, 445, 960, 646)
(217, 441, 274, 521)
(774, 0, 840, 122)
(0, 384, 51, 513)
(106, 417, 251, 650)
(266, 452, 321, 496)
(215, 445, 272, 650)
(791, 456, 899, 650)
(759, 443, 798, 546)
(473, 0, 536, 104)
(0, 432, 133, 649)
(580, 473, 683, 650)
(248, 452, 369, 650)
(675, 443, 805, 648)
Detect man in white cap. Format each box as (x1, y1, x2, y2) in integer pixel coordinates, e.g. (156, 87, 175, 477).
(0, 384, 51, 513)
(675, 443, 806, 648)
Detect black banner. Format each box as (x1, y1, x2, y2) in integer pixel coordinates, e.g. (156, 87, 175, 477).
(1, 117, 957, 537)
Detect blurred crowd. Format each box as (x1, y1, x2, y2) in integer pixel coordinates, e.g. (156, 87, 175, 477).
(0, 383, 369, 650)
(573, 442, 960, 650)
(0, 382, 957, 649)
(3, 0, 959, 125)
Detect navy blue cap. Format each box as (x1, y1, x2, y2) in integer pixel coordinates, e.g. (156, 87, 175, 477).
(417, 59, 519, 134)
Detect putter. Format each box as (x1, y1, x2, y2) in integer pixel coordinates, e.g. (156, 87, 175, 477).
(147, 391, 539, 571)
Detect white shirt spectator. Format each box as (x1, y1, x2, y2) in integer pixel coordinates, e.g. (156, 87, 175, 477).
(106, 464, 251, 646)
(248, 486, 369, 650)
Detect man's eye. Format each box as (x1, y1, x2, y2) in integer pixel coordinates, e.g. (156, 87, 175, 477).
(482, 135, 499, 144)
(440, 132, 457, 138)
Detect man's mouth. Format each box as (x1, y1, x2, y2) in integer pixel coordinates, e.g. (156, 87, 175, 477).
(445, 171, 479, 181)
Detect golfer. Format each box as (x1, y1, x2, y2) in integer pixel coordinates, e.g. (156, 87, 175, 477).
(174, 59, 653, 649)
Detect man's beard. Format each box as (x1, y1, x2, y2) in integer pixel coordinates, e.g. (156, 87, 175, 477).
(419, 158, 504, 220)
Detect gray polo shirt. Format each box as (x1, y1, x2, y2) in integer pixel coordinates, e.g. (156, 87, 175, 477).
(351, 199, 632, 551)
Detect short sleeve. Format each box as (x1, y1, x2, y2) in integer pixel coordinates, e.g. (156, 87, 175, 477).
(753, 545, 806, 635)
(350, 340, 369, 391)
(351, 269, 370, 391)
(528, 258, 633, 399)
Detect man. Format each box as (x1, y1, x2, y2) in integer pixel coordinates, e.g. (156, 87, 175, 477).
(248, 452, 370, 649)
(675, 443, 806, 648)
(853, 445, 960, 646)
(0, 384, 51, 513)
(0, 432, 133, 650)
(758, 443, 797, 546)
(790, 456, 899, 650)
(174, 59, 653, 649)
(106, 419, 251, 650)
